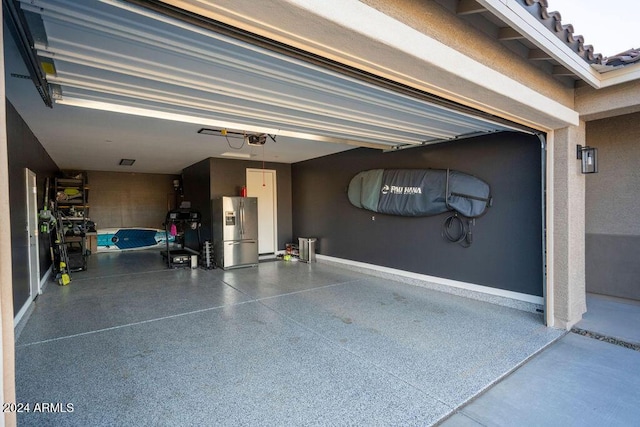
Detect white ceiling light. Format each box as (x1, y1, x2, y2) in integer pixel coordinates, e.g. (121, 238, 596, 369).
(220, 152, 254, 159)
(54, 97, 397, 150)
(55, 97, 280, 133)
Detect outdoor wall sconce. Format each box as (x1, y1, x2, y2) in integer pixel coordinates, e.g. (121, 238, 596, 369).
(577, 145, 598, 174)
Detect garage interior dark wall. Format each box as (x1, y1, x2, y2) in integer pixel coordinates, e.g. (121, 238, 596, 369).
(87, 171, 179, 230)
(6, 100, 59, 315)
(292, 132, 543, 296)
(182, 159, 213, 250)
(182, 158, 292, 249)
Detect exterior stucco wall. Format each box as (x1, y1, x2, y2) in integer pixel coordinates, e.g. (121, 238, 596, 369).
(585, 112, 640, 236)
(551, 124, 587, 328)
(585, 112, 640, 300)
(576, 80, 640, 122)
(359, 0, 574, 108)
(1, 6, 17, 420)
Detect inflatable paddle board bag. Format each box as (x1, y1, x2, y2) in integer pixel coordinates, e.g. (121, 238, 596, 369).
(347, 169, 492, 218)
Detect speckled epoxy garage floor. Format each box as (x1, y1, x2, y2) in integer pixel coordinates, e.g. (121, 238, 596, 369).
(15, 251, 563, 426)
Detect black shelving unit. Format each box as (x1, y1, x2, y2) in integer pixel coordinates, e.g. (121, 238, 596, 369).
(54, 174, 90, 271)
(162, 209, 201, 268)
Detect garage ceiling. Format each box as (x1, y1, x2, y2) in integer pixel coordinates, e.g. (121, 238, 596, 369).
(5, 0, 523, 174)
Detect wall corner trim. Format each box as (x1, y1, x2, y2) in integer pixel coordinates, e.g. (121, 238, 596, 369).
(39, 265, 53, 294)
(316, 254, 544, 311)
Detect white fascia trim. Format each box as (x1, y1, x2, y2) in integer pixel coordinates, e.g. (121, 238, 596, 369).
(478, 0, 601, 88)
(317, 254, 544, 305)
(479, 1, 640, 89)
(599, 62, 640, 88)
(285, 0, 578, 129)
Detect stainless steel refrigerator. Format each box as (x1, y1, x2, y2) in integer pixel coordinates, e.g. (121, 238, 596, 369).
(212, 197, 259, 269)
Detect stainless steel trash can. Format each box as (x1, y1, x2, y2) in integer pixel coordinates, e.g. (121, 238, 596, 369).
(298, 237, 317, 263)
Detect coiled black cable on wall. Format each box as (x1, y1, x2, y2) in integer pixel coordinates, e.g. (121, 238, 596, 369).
(442, 213, 474, 248)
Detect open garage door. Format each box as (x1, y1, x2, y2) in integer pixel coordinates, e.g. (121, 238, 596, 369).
(13, 0, 534, 162)
(6, 0, 546, 313)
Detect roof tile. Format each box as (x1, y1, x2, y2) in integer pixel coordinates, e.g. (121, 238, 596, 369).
(519, 0, 604, 64)
(603, 48, 640, 67)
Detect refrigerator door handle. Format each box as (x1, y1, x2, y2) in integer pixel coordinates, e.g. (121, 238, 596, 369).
(226, 240, 256, 245)
(239, 199, 245, 236)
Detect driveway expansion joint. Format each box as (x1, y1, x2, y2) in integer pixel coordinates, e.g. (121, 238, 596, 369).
(571, 327, 640, 351)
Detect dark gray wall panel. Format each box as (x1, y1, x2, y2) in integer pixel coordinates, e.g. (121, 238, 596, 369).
(585, 113, 640, 300)
(182, 158, 292, 249)
(211, 159, 292, 249)
(292, 132, 543, 296)
(182, 159, 214, 249)
(7, 100, 59, 315)
(586, 234, 640, 301)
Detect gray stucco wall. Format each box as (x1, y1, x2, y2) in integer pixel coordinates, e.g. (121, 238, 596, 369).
(360, 0, 574, 108)
(585, 112, 640, 300)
